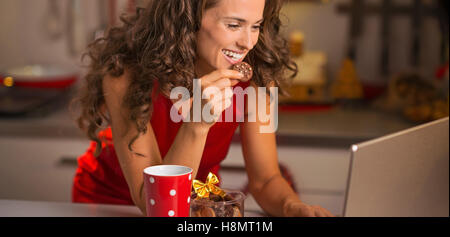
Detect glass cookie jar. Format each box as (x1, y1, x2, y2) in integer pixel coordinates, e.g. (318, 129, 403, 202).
(190, 190, 246, 217)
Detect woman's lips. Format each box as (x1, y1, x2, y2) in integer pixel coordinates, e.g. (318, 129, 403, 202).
(222, 50, 244, 65)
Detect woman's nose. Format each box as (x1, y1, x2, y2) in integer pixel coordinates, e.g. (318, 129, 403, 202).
(237, 28, 254, 51)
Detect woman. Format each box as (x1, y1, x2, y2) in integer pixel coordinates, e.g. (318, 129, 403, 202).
(72, 0, 334, 217)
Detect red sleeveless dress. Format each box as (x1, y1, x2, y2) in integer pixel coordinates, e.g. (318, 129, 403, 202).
(72, 81, 250, 205)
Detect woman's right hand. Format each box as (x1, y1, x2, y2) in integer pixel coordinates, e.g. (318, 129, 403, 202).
(174, 69, 248, 132)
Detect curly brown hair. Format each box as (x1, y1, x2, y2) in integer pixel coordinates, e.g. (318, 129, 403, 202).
(73, 0, 297, 156)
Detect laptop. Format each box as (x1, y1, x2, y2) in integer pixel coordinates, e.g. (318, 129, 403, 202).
(343, 117, 449, 217)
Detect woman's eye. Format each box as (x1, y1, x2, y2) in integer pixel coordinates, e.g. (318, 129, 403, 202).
(227, 24, 262, 31)
(227, 24, 240, 29)
(252, 25, 262, 31)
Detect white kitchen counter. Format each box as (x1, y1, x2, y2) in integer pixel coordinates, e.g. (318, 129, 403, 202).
(0, 199, 265, 217)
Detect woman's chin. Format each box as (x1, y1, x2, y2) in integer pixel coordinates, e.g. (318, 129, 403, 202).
(214, 64, 232, 70)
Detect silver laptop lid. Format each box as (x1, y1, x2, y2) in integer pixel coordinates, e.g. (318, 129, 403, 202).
(343, 117, 449, 217)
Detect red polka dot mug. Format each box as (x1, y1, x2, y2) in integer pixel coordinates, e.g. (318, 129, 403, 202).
(143, 165, 193, 217)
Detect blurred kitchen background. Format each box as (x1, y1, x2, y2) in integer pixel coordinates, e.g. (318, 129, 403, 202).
(0, 0, 448, 216)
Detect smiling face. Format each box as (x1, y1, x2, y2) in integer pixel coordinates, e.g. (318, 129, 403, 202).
(195, 0, 265, 77)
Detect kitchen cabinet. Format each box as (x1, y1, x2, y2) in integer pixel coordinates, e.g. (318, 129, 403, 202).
(0, 137, 90, 202)
(220, 144, 351, 216)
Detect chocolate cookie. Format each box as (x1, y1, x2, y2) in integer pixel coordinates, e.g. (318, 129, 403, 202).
(190, 191, 244, 217)
(233, 62, 253, 81)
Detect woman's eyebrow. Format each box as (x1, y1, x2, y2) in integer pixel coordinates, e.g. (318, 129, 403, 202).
(223, 17, 264, 24)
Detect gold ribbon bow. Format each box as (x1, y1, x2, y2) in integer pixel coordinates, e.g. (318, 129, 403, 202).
(192, 172, 226, 199)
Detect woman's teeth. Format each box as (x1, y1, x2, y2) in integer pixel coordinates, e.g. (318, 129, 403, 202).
(222, 49, 243, 61)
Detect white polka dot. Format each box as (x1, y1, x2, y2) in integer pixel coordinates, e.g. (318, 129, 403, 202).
(150, 199, 155, 205)
(170, 189, 176, 196)
(188, 174, 192, 180)
(187, 197, 190, 203)
(168, 210, 175, 217)
(149, 177, 155, 183)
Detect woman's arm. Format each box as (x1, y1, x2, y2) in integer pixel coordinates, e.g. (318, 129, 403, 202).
(240, 82, 334, 217)
(103, 71, 209, 215)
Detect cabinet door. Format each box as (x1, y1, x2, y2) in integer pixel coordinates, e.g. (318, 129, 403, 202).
(276, 146, 350, 216)
(0, 137, 90, 202)
(220, 144, 351, 216)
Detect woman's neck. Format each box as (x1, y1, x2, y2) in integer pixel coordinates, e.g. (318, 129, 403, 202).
(194, 60, 215, 79)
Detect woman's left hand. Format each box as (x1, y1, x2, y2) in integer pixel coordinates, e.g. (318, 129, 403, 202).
(283, 201, 335, 217)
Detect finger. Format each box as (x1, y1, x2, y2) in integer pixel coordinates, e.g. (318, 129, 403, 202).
(203, 87, 231, 105)
(312, 205, 334, 217)
(204, 69, 244, 83)
(223, 87, 234, 100)
(230, 79, 240, 86)
(208, 97, 233, 120)
(218, 97, 232, 112)
(211, 95, 232, 114)
(208, 78, 232, 90)
(203, 79, 232, 100)
(314, 208, 328, 218)
(303, 208, 315, 217)
(210, 78, 240, 87)
(296, 205, 315, 217)
(205, 87, 234, 104)
(324, 208, 335, 217)
(314, 206, 333, 218)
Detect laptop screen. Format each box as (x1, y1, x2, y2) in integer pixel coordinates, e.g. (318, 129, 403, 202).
(343, 117, 449, 217)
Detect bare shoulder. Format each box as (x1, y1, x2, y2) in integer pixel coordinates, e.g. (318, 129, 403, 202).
(102, 69, 132, 97)
(102, 69, 134, 123)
